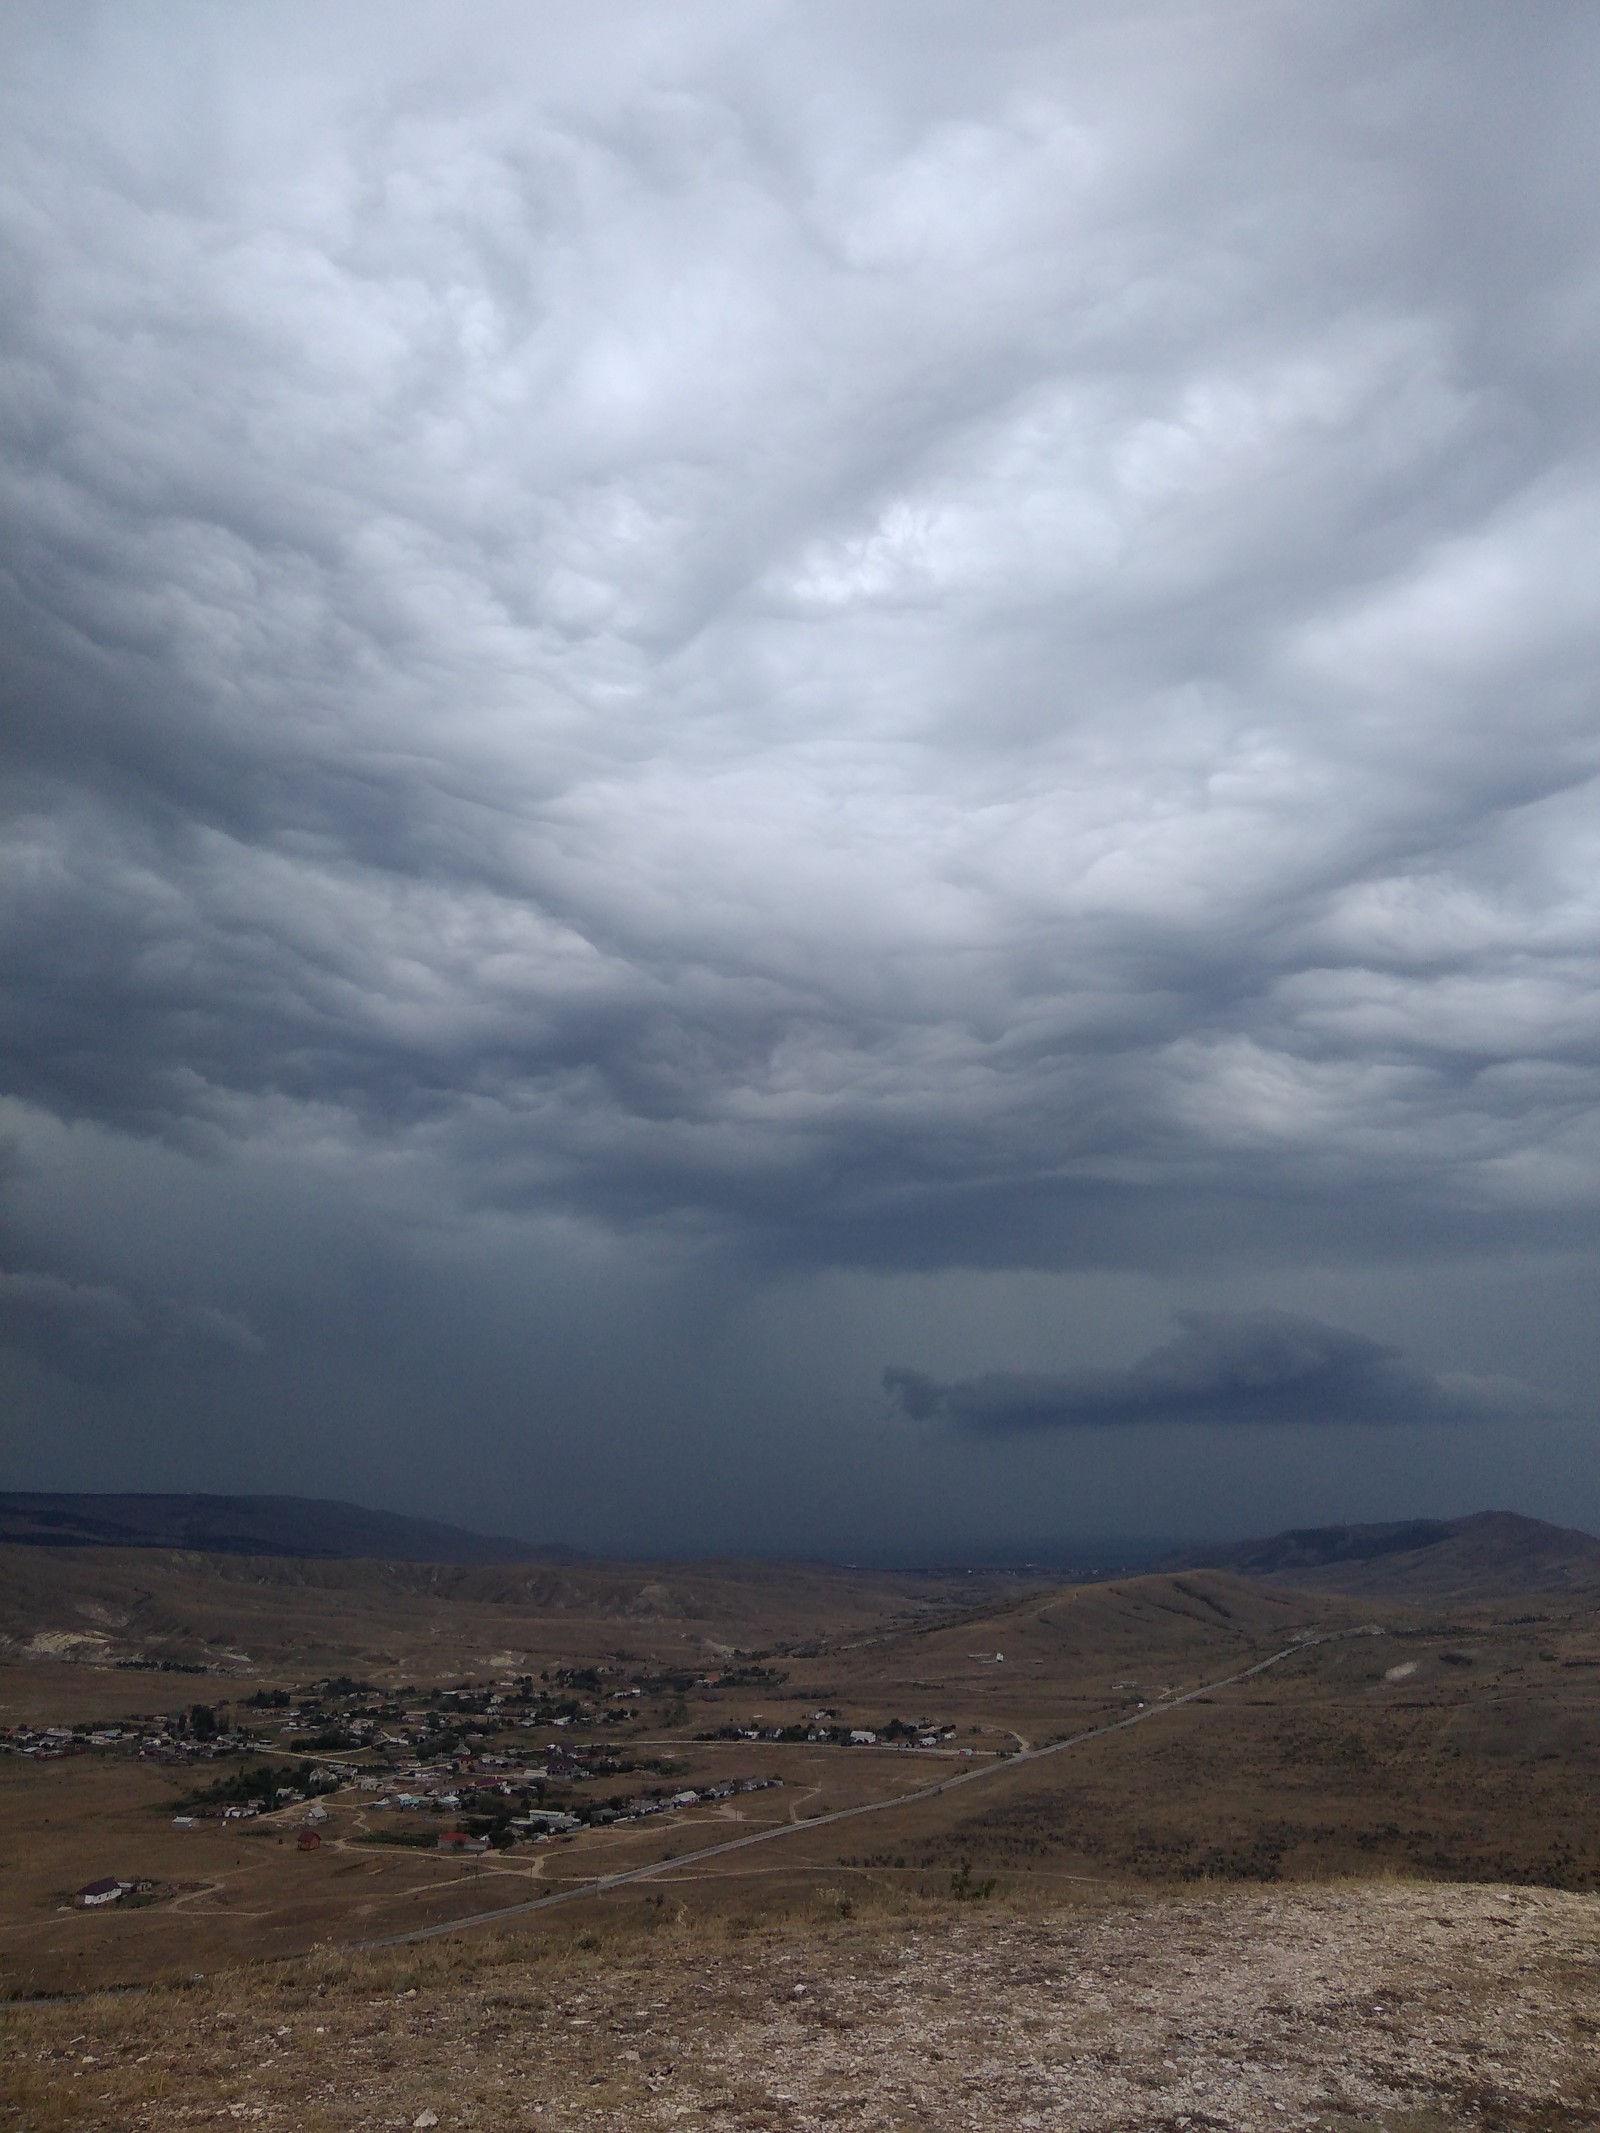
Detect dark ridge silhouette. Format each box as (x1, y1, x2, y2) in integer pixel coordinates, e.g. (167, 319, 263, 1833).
(0, 1491, 573, 1566)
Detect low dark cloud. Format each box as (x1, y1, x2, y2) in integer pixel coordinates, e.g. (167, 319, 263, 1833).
(885, 1311, 1552, 1433)
(0, 1266, 260, 1381)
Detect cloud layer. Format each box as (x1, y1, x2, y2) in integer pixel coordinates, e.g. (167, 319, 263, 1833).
(1, 6, 1597, 1547)
(885, 1311, 1550, 1433)
(2, 3, 1599, 1278)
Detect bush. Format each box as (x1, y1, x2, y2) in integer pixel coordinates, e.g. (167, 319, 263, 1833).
(950, 1860, 996, 1901)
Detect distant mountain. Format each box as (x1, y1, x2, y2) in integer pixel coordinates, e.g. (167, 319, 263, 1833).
(1168, 1510, 1600, 1604)
(0, 1491, 574, 1566)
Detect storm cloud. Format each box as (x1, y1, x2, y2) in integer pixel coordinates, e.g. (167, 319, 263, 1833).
(0, 1267, 260, 1380)
(885, 1312, 1553, 1434)
(2, 4, 1598, 1548)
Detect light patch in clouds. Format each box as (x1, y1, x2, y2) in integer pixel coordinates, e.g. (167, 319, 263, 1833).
(884, 1311, 1553, 1433)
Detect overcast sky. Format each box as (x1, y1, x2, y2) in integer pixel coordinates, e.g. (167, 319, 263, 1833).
(3, 1, 1599, 1558)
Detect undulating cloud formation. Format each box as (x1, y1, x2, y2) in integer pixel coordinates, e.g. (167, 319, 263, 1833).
(1, 3, 1597, 1551)
(885, 1313, 1554, 1434)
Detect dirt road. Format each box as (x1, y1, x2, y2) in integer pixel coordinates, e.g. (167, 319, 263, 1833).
(353, 1625, 1379, 1951)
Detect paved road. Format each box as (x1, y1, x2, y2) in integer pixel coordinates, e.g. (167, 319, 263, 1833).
(350, 1625, 1381, 1953)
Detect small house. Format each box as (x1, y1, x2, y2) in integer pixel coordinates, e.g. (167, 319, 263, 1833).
(296, 1828, 322, 1852)
(74, 1878, 127, 1907)
(436, 1830, 489, 1854)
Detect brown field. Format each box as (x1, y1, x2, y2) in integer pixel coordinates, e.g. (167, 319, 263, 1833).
(5, 1543, 1600, 2125)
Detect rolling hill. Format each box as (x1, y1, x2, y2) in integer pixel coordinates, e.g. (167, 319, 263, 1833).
(1171, 1510, 1600, 1604)
(0, 1541, 1033, 1678)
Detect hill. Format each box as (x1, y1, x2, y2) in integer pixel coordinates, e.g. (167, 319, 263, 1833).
(1170, 1509, 1600, 1604)
(0, 1491, 564, 1565)
(15, 1884, 1599, 2130)
(0, 1542, 1033, 1680)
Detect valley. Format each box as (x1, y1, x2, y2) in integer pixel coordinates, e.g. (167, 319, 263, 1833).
(6, 1531, 1600, 2007)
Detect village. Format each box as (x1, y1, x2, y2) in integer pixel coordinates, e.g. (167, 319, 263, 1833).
(2, 1658, 970, 1778)
(5, 1662, 976, 1912)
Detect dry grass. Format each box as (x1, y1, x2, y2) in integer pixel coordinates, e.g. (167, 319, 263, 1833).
(11, 1573, 1600, 2000)
(0, 1548, 1032, 1682)
(10, 1554, 1600, 2125)
(5, 1879, 1599, 2131)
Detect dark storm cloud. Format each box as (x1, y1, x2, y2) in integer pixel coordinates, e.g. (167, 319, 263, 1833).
(884, 1311, 1551, 1433)
(2, 0, 1600, 1276)
(0, 1265, 260, 1380)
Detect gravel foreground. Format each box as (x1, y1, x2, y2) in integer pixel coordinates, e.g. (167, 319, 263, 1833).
(6, 1881, 1600, 2130)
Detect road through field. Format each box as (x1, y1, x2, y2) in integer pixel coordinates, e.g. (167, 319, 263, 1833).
(352, 1625, 1382, 1953)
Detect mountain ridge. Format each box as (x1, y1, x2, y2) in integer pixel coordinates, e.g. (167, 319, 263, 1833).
(0, 1490, 573, 1566)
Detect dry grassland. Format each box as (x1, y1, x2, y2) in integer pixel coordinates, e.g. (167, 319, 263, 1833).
(5, 1879, 1599, 2131)
(898, 1630, 1600, 1894)
(0, 1736, 957, 1998)
(8, 1539, 1600, 2133)
(0, 1550, 1023, 1681)
(8, 1561, 1600, 2004)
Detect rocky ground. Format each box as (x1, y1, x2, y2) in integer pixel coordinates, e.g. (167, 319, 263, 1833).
(6, 1880, 1600, 2130)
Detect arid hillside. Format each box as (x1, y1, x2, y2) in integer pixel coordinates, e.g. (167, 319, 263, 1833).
(6, 1880, 1598, 2131)
(0, 1543, 1031, 1679)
